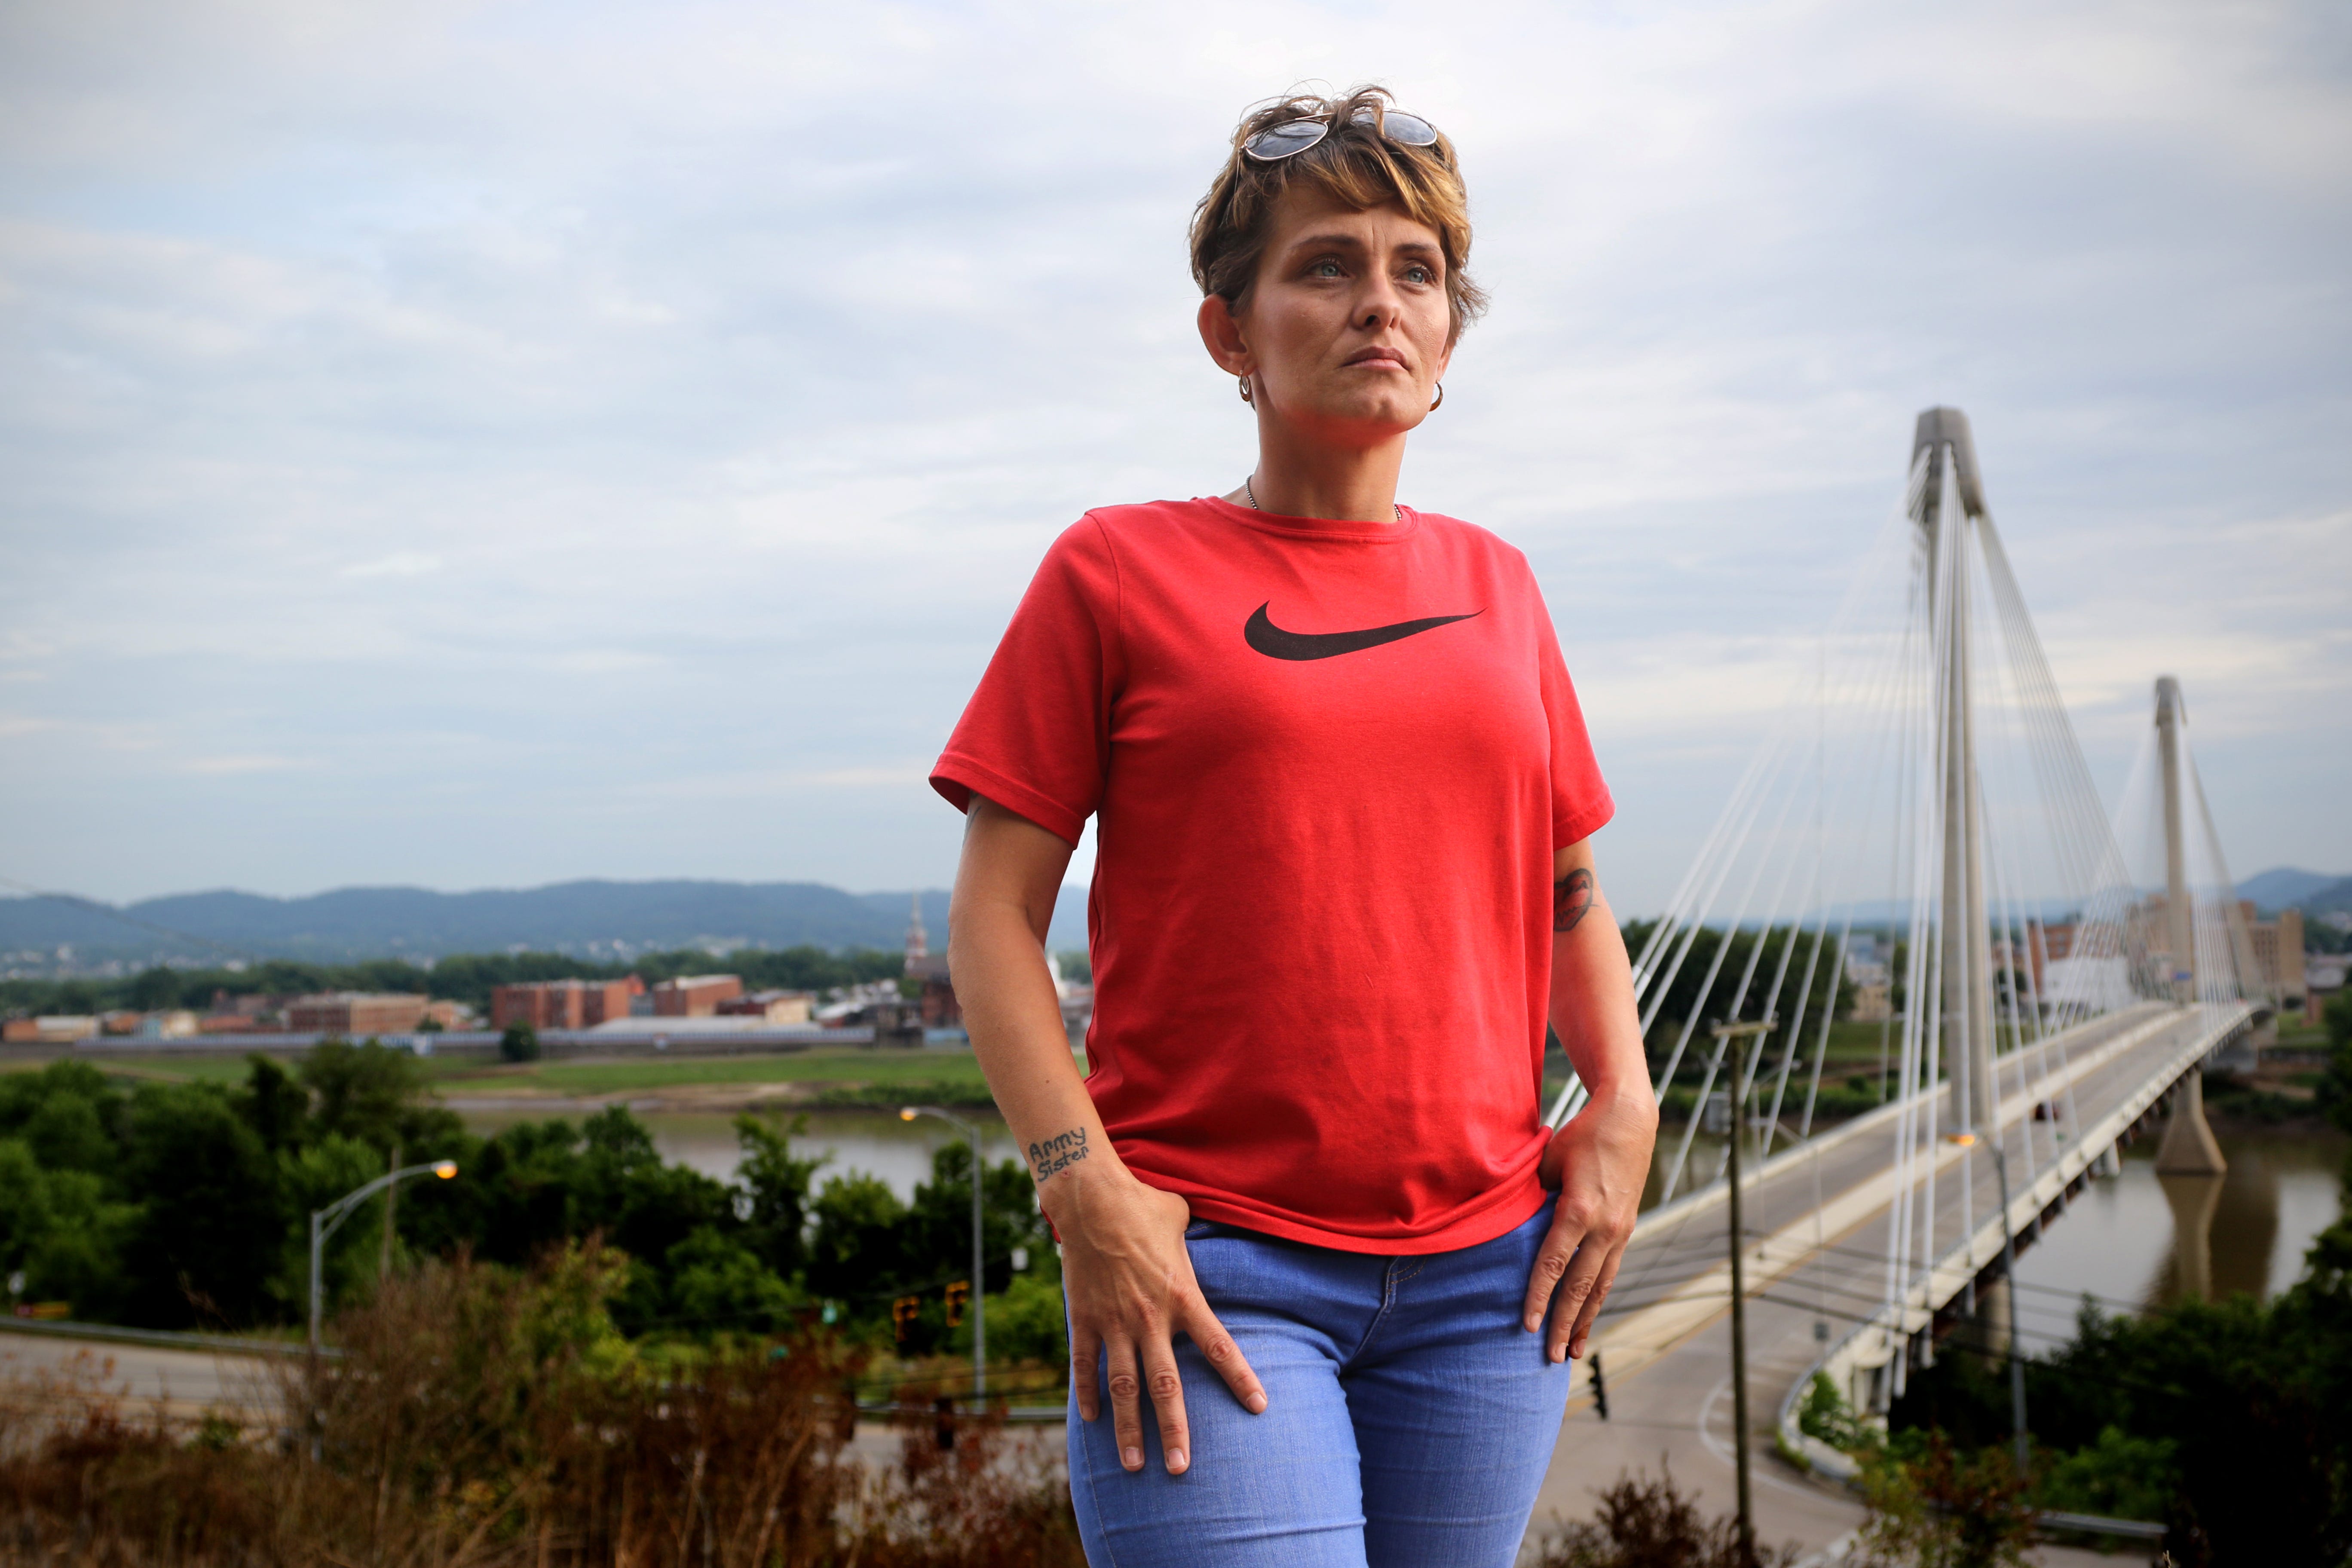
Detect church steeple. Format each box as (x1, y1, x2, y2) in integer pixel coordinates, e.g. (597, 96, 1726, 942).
(904, 891, 929, 971)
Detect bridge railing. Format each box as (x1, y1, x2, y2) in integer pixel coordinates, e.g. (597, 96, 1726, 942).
(1775, 1000, 2255, 1478)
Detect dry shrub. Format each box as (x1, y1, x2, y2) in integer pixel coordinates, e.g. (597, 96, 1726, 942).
(1530, 1462, 1798, 1568)
(0, 1246, 1080, 1567)
(0, 1351, 322, 1565)
(843, 1408, 1083, 1568)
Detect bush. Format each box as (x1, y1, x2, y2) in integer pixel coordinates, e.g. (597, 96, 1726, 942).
(0, 1246, 1084, 1566)
(500, 1022, 541, 1063)
(957, 1269, 1067, 1368)
(1797, 1371, 1879, 1453)
(2035, 1425, 2175, 1523)
(1853, 1436, 2035, 1568)
(1529, 1465, 1797, 1567)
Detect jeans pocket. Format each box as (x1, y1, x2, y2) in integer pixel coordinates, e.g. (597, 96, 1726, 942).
(1183, 1219, 1223, 1241)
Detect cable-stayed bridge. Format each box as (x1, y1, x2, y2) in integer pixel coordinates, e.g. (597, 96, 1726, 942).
(1531, 408, 2275, 1545)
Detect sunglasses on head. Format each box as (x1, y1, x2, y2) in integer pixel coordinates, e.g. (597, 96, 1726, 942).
(1241, 105, 1441, 162)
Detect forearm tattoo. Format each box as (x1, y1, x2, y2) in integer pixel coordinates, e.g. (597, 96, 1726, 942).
(1554, 868, 1596, 934)
(1027, 1127, 1090, 1183)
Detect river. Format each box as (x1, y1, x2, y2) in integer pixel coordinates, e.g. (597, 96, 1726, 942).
(456, 1108, 2346, 1325)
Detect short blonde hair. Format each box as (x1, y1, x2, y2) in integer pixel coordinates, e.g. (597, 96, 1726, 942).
(1190, 86, 1486, 342)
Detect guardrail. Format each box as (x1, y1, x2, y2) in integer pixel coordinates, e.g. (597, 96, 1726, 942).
(0, 1314, 330, 1359)
(1582, 1005, 2179, 1400)
(1774, 1001, 2254, 1485)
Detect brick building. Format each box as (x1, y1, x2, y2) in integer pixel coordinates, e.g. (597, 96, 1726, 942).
(490, 978, 639, 1030)
(2243, 903, 2306, 1011)
(287, 992, 431, 1035)
(651, 974, 743, 1017)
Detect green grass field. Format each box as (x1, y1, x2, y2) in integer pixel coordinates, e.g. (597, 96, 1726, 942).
(4, 1046, 1009, 1099)
(433, 1049, 998, 1098)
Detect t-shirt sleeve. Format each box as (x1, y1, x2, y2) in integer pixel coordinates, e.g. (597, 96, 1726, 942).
(1532, 577, 1615, 848)
(929, 517, 1123, 847)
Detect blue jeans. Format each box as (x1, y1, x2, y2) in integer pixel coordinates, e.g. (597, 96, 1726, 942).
(1068, 1203, 1571, 1567)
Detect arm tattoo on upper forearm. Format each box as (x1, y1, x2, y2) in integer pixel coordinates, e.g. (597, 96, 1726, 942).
(1554, 868, 1596, 934)
(1026, 1127, 1090, 1183)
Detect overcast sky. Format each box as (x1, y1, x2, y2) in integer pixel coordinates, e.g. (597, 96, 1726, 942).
(3, 0, 2346, 916)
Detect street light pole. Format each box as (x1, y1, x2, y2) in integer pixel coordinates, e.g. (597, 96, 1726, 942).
(902, 1105, 986, 1399)
(1988, 1139, 2028, 1472)
(1710, 1017, 1774, 1568)
(309, 1158, 458, 1356)
(1950, 1130, 2028, 1473)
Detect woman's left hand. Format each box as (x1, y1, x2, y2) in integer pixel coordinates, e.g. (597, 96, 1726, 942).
(1524, 1087, 1657, 1362)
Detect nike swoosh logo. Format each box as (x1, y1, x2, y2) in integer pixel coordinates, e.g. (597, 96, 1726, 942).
(1243, 602, 1483, 661)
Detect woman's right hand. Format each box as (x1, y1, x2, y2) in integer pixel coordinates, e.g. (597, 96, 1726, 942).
(1046, 1164, 1268, 1476)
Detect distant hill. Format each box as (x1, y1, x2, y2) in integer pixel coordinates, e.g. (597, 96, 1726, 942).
(2239, 867, 2347, 912)
(2297, 877, 2352, 919)
(0, 878, 1099, 974)
(0, 881, 939, 971)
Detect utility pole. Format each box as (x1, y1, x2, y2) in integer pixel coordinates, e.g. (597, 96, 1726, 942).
(1989, 1139, 2027, 1473)
(380, 1142, 401, 1282)
(1951, 1129, 2030, 1473)
(1712, 1017, 1775, 1565)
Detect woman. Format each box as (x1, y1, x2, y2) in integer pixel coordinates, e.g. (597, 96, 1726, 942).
(930, 87, 1657, 1567)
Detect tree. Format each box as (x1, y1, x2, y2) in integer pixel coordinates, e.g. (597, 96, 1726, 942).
(237, 1054, 309, 1152)
(23, 1093, 113, 1174)
(906, 1142, 1051, 1298)
(501, 1023, 541, 1063)
(734, 1115, 824, 1279)
(658, 1225, 803, 1337)
(1618, 922, 1853, 1076)
(2316, 987, 2352, 1134)
(125, 965, 184, 1011)
(807, 1172, 910, 1307)
(302, 1037, 461, 1154)
(118, 1084, 288, 1327)
(0, 1061, 122, 1145)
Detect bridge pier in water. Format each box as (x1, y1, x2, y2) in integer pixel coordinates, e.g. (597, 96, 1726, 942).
(2155, 1067, 2227, 1176)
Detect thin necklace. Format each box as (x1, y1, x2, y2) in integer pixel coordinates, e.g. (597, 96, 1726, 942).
(1245, 475, 1403, 522)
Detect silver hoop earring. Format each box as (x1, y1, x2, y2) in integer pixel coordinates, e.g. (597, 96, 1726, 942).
(1238, 375, 1254, 405)
(1429, 383, 1444, 411)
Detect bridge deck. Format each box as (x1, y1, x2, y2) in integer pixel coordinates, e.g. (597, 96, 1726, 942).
(1528, 1001, 2246, 1554)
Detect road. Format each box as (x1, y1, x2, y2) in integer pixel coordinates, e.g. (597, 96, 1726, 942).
(0, 1327, 287, 1430)
(1528, 1002, 2223, 1564)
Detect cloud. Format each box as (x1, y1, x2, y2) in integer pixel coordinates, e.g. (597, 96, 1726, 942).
(342, 551, 442, 579)
(179, 753, 301, 775)
(0, 0, 2345, 907)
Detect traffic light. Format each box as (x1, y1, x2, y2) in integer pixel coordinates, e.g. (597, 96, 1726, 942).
(944, 1280, 971, 1329)
(892, 1295, 921, 1344)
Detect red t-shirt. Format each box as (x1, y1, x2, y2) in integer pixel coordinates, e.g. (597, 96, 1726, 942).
(931, 496, 1612, 1254)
